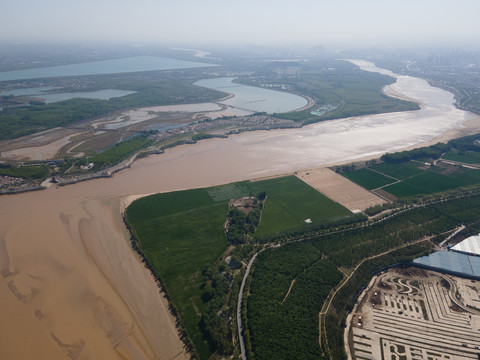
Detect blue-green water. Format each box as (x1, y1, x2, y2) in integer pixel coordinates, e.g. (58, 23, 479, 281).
(0, 56, 216, 82)
(194, 77, 307, 114)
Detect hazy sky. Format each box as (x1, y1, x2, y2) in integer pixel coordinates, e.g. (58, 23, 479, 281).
(2, 0, 480, 47)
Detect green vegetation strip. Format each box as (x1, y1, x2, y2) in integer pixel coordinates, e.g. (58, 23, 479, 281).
(382, 169, 480, 197)
(342, 135, 480, 198)
(89, 135, 153, 170)
(127, 188, 228, 359)
(0, 164, 49, 180)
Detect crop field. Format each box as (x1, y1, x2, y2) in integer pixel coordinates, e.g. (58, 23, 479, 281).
(343, 160, 480, 198)
(381, 167, 480, 197)
(253, 176, 352, 236)
(126, 188, 227, 358)
(206, 181, 260, 202)
(369, 161, 426, 179)
(341, 168, 396, 190)
(382, 171, 469, 197)
(442, 149, 480, 164)
(296, 168, 386, 211)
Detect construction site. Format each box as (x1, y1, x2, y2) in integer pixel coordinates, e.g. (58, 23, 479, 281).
(347, 265, 480, 360)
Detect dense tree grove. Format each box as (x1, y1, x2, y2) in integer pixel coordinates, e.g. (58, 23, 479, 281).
(199, 264, 233, 355)
(226, 196, 263, 244)
(381, 142, 451, 163)
(447, 133, 480, 152)
(246, 193, 480, 359)
(381, 134, 480, 163)
(247, 243, 342, 360)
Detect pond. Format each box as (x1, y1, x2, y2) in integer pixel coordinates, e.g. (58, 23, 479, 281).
(194, 77, 307, 114)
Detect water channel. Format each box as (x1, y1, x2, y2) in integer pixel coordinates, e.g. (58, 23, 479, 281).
(0, 56, 215, 81)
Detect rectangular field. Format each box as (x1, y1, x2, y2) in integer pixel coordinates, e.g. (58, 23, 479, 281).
(369, 161, 426, 179)
(342, 168, 396, 190)
(254, 175, 353, 235)
(126, 188, 228, 359)
(296, 168, 386, 212)
(382, 168, 480, 197)
(343, 160, 480, 198)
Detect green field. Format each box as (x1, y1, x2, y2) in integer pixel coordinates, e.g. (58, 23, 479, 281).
(382, 168, 480, 197)
(442, 150, 480, 164)
(254, 176, 352, 235)
(342, 159, 480, 198)
(126, 176, 354, 358)
(206, 182, 259, 202)
(369, 161, 426, 179)
(342, 168, 396, 189)
(126, 188, 228, 359)
(341, 161, 427, 191)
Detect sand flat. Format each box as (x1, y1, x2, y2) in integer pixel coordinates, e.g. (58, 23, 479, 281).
(0, 189, 188, 360)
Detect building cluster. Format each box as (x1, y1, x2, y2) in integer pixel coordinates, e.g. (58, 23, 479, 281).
(0, 175, 23, 188)
(151, 114, 300, 142)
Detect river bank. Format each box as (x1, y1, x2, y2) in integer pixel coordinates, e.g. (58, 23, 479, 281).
(0, 61, 478, 359)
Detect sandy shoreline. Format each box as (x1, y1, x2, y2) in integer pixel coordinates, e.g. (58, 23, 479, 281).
(0, 60, 479, 359)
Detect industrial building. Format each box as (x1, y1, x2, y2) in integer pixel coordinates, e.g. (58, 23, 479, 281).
(412, 234, 480, 279)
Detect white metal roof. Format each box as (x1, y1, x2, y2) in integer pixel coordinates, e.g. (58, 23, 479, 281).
(452, 234, 480, 256)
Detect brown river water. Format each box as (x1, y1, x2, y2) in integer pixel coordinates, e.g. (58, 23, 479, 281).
(0, 60, 478, 359)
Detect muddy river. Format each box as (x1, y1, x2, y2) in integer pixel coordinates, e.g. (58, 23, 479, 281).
(0, 61, 478, 359)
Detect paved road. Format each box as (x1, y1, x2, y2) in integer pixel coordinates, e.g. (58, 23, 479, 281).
(237, 251, 261, 360)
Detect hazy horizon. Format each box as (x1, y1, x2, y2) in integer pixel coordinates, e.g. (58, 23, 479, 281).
(2, 0, 480, 48)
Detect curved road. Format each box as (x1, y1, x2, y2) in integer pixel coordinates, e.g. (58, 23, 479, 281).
(237, 250, 262, 360)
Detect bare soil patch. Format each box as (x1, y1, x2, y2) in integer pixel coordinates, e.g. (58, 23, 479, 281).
(230, 196, 259, 214)
(296, 167, 386, 211)
(371, 188, 397, 202)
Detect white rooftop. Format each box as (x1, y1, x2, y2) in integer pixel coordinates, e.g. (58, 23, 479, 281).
(452, 234, 480, 256)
